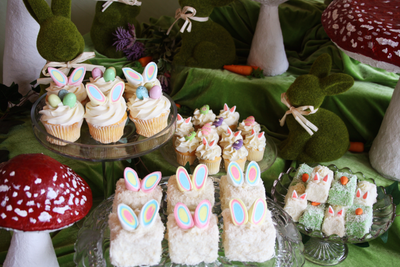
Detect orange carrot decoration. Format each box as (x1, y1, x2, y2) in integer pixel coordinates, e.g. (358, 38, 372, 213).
(223, 65, 254, 76)
(302, 173, 309, 182)
(349, 142, 364, 152)
(355, 208, 363, 215)
(311, 202, 320, 206)
(138, 56, 153, 67)
(340, 176, 349, 185)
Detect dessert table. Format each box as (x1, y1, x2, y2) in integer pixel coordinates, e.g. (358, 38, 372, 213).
(1, 0, 400, 266)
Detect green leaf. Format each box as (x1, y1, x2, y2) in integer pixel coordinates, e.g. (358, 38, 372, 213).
(384, 181, 400, 205)
(354, 242, 369, 247)
(184, 162, 191, 175)
(380, 231, 389, 243)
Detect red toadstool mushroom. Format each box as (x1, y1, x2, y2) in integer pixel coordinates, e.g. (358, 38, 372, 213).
(322, 0, 400, 181)
(0, 154, 92, 267)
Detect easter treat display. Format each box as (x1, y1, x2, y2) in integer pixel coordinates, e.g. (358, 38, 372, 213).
(243, 129, 266, 162)
(167, 200, 219, 265)
(175, 131, 200, 166)
(166, 165, 214, 214)
(345, 205, 373, 238)
(328, 172, 358, 207)
(219, 161, 265, 211)
(192, 105, 216, 129)
(322, 206, 345, 237)
(195, 138, 222, 175)
(84, 81, 127, 144)
(283, 190, 307, 222)
(112, 167, 163, 212)
(0, 154, 92, 267)
(125, 62, 171, 137)
(87, 67, 124, 96)
(222, 138, 248, 171)
(196, 122, 220, 143)
(108, 199, 165, 266)
(222, 198, 276, 262)
(170, 0, 235, 69)
(217, 104, 239, 131)
(279, 53, 354, 163)
(305, 165, 334, 203)
(174, 114, 194, 146)
(90, 0, 142, 58)
(237, 116, 261, 138)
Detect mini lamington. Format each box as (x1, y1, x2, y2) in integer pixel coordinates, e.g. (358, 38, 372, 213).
(109, 200, 164, 266)
(345, 205, 373, 238)
(166, 165, 215, 214)
(193, 105, 216, 129)
(305, 165, 334, 203)
(322, 205, 346, 237)
(167, 201, 219, 265)
(220, 161, 265, 210)
(283, 190, 307, 222)
(222, 198, 276, 262)
(328, 171, 357, 207)
(285, 163, 314, 204)
(298, 202, 325, 231)
(217, 104, 240, 130)
(353, 180, 378, 207)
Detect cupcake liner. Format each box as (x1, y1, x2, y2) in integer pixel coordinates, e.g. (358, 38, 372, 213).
(175, 149, 197, 166)
(130, 110, 170, 138)
(247, 148, 265, 162)
(199, 156, 222, 175)
(42, 119, 83, 146)
(223, 156, 247, 171)
(87, 112, 127, 144)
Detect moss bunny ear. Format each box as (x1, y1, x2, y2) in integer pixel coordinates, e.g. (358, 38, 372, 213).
(51, 0, 71, 18)
(320, 73, 354, 96)
(309, 53, 332, 79)
(23, 0, 53, 23)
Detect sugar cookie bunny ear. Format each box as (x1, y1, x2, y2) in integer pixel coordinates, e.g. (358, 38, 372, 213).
(118, 203, 139, 232)
(227, 161, 244, 187)
(139, 199, 159, 228)
(68, 66, 86, 86)
(174, 202, 194, 229)
(194, 200, 211, 228)
(48, 67, 68, 87)
(192, 164, 208, 190)
(230, 106, 236, 113)
(86, 84, 106, 105)
(224, 103, 229, 111)
(229, 198, 248, 226)
(109, 81, 125, 103)
(176, 166, 193, 192)
(143, 62, 158, 83)
(124, 167, 140, 192)
(177, 114, 183, 121)
(122, 67, 143, 86)
(141, 171, 162, 193)
(248, 198, 267, 225)
(245, 161, 260, 186)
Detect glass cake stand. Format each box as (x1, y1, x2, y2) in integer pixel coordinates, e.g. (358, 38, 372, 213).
(74, 177, 305, 267)
(271, 165, 397, 266)
(160, 134, 277, 176)
(31, 93, 177, 197)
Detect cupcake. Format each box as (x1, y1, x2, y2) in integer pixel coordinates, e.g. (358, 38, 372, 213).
(238, 116, 261, 138)
(46, 66, 88, 105)
(175, 131, 200, 166)
(87, 67, 124, 96)
(219, 128, 244, 150)
(212, 117, 230, 137)
(193, 105, 216, 130)
(196, 123, 219, 143)
(243, 130, 266, 161)
(174, 114, 194, 147)
(195, 138, 222, 175)
(40, 92, 84, 146)
(223, 139, 248, 170)
(84, 82, 127, 144)
(217, 104, 239, 131)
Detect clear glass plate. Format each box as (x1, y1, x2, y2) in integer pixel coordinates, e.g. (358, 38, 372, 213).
(74, 177, 305, 267)
(271, 164, 397, 265)
(160, 134, 277, 176)
(31, 93, 177, 162)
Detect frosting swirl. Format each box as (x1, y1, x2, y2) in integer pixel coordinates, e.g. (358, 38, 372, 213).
(238, 118, 261, 137)
(175, 135, 201, 153)
(195, 139, 221, 161)
(220, 130, 243, 149)
(175, 115, 194, 138)
(127, 94, 171, 120)
(46, 82, 87, 103)
(84, 97, 127, 126)
(244, 131, 266, 151)
(196, 123, 219, 143)
(193, 107, 216, 127)
(40, 101, 84, 126)
(218, 104, 239, 126)
(223, 145, 248, 161)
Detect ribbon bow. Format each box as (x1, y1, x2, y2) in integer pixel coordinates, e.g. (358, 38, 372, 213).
(167, 6, 209, 35)
(100, 0, 142, 12)
(279, 92, 319, 136)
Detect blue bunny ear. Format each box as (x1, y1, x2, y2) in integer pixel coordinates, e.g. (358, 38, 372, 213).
(143, 62, 158, 83)
(86, 84, 106, 105)
(109, 81, 125, 103)
(48, 67, 68, 87)
(123, 67, 143, 86)
(69, 66, 86, 86)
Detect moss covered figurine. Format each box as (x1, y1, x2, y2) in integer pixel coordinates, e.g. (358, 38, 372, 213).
(172, 0, 236, 69)
(90, 1, 142, 58)
(279, 53, 354, 163)
(22, 0, 85, 62)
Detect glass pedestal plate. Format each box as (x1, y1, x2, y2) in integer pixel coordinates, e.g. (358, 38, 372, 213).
(31, 93, 177, 197)
(271, 165, 397, 266)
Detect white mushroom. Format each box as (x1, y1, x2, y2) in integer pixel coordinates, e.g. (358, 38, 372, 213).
(321, 0, 400, 180)
(0, 154, 93, 267)
(247, 0, 289, 76)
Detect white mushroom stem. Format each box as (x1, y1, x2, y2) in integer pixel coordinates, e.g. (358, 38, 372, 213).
(3, 231, 59, 267)
(247, 1, 289, 76)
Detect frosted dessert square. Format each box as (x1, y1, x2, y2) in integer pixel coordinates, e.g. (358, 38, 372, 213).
(298, 202, 325, 231)
(305, 165, 334, 203)
(283, 190, 307, 222)
(321, 205, 345, 237)
(328, 171, 357, 207)
(345, 205, 373, 238)
(353, 180, 378, 207)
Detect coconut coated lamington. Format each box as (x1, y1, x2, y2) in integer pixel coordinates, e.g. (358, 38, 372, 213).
(345, 204, 373, 238)
(328, 171, 357, 207)
(298, 202, 326, 231)
(305, 165, 334, 203)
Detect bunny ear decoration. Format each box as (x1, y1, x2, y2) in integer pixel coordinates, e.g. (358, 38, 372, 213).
(314, 173, 320, 181)
(224, 103, 229, 111)
(48, 67, 68, 87)
(292, 190, 298, 199)
(323, 175, 329, 182)
(123, 67, 144, 86)
(356, 188, 361, 198)
(234, 131, 241, 137)
(141, 171, 162, 193)
(337, 209, 344, 216)
(258, 132, 265, 139)
(177, 114, 183, 121)
(227, 161, 244, 187)
(194, 200, 212, 228)
(248, 198, 267, 225)
(143, 62, 158, 83)
(124, 167, 140, 192)
(363, 192, 369, 200)
(245, 161, 260, 186)
(229, 198, 248, 226)
(86, 84, 106, 105)
(192, 164, 208, 190)
(69, 66, 86, 86)
(109, 81, 125, 103)
(174, 202, 194, 229)
(139, 199, 159, 228)
(299, 193, 307, 200)
(118, 203, 139, 232)
(176, 166, 193, 192)
(230, 106, 236, 113)
(185, 117, 192, 124)
(328, 206, 334, 215)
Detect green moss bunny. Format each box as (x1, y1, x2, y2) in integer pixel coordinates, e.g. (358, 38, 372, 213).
(279, 53, 354, 163)
(172, 0, 236, 69)
(23, 0, 85, 62)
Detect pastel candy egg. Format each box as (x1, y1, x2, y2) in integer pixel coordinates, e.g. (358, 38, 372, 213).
(48, 94, 61, 108)
(185, 131, 196, 141)
(232, 139, 243, 150)
(200, 105, 210, 115)
(103, 67, 116, 82)
(213, 117, 223, 127)
(63, 93, 77, 108)
(92, 67, 103, 79)
(244, 116, 255, 126)
(144, 82, 154, 91)
(136, 86, 149, 100)
(58, 89, 69, 100)
(149, 85, 162, 99)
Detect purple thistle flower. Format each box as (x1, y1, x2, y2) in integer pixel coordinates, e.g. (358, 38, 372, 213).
(124, 42, 145, 61)
(113, 23, 137, 51)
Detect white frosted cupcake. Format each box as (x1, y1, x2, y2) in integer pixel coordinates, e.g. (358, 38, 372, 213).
(174, 114, 194, 147)
(196, 123, 219, 143)
(195, 138, 222, 175)
(217, 104, 239, 130)
(237, 116, 261, 138)
(243, 130, 266, 161)
(87, 74, 124, 97)
(193, 105, 216, 130)
(212, 117, 230, 137)
(175, 132, 200, 166)
(219, 129, 244, 150)
(223, 139, 248, 171)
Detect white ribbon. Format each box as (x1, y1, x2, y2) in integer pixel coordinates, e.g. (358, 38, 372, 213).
(100, 0, 142, 12)
(167, 6, 209, 35)
(37, 52, 106, 85)
(279, 92, 319, 136)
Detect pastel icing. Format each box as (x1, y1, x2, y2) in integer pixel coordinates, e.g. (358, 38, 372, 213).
(117, 203, 139, 232)
(248, 198, 267, 225)
(124, 167, 140, 191)
(176, 166, 193, 192)
(141, 171, 162, 193)
(139, 199, 159, 228)
(69, 66, 86, 86)
(174, 202, 194, 229)
(192, 164, 208, 191)
(229, 198, 248, 226)
(194, 200, 211, 228)
(245, 161, 260, 186)
(227, 161, 244, 186)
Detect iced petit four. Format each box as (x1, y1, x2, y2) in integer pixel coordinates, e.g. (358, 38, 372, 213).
(217, 104, 239, 131)
(222, 138, 248, 171)
(193, 105, 216, 129)
(298, 202, 326, 231)
(175, 131, 200, 166)
(243, 129, 266, 162)
(283, 190, 307, 222)
(305, 165, 334, 203)
(353, 180, 378, 207)
(345, 205, 373, 238)
(195, 138, 222, 175)
(321, 205, 345, 237)
(238, 116, 261, 138)
(328, 171, 357, 206)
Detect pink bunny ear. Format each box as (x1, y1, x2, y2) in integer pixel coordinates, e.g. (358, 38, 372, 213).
(299, 193, 307, 200)
(337, 209, 344, 216)
(109, 81, 125, 103)
(202, 137, 207, 146)
(209, 140, 216, 147)
(292, 190, 298, 199)
(328, 206, 334, 215)
(185, 117, 192, 124)
(356, 188, 361, 198)
(224, 103, 229, 111)
(143, 62, 158, 83)
(314, 173, 319, 181)
(68, 66, 86, 86)
(48, 67, 68, 87)
(86, 84, 106, 105)
(177, 114, 183, 121)
(230, 106, 236, 113)
(251, 129, 255, 135)
(258, 132, 265, 139)
(363, 192, 369, 200)
(323, 175, 329, 182)
(227, 128, 232, 135)
(234, 131, 241, 137)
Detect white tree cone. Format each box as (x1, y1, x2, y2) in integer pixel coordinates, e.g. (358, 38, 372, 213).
(3, 231, 59, 267)
(247, 4, 289, 76)
(369, 80, 400, 181)
(3, 0, 46, 95)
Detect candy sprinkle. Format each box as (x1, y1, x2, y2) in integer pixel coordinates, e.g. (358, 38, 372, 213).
(340, 176, 348, 185)
(355, 208, 363, 215)
(302, 173, 309, 182)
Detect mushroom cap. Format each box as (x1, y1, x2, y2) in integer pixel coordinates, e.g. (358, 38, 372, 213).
(0, 154, 92, 232)
(321, 0, 400, 73)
